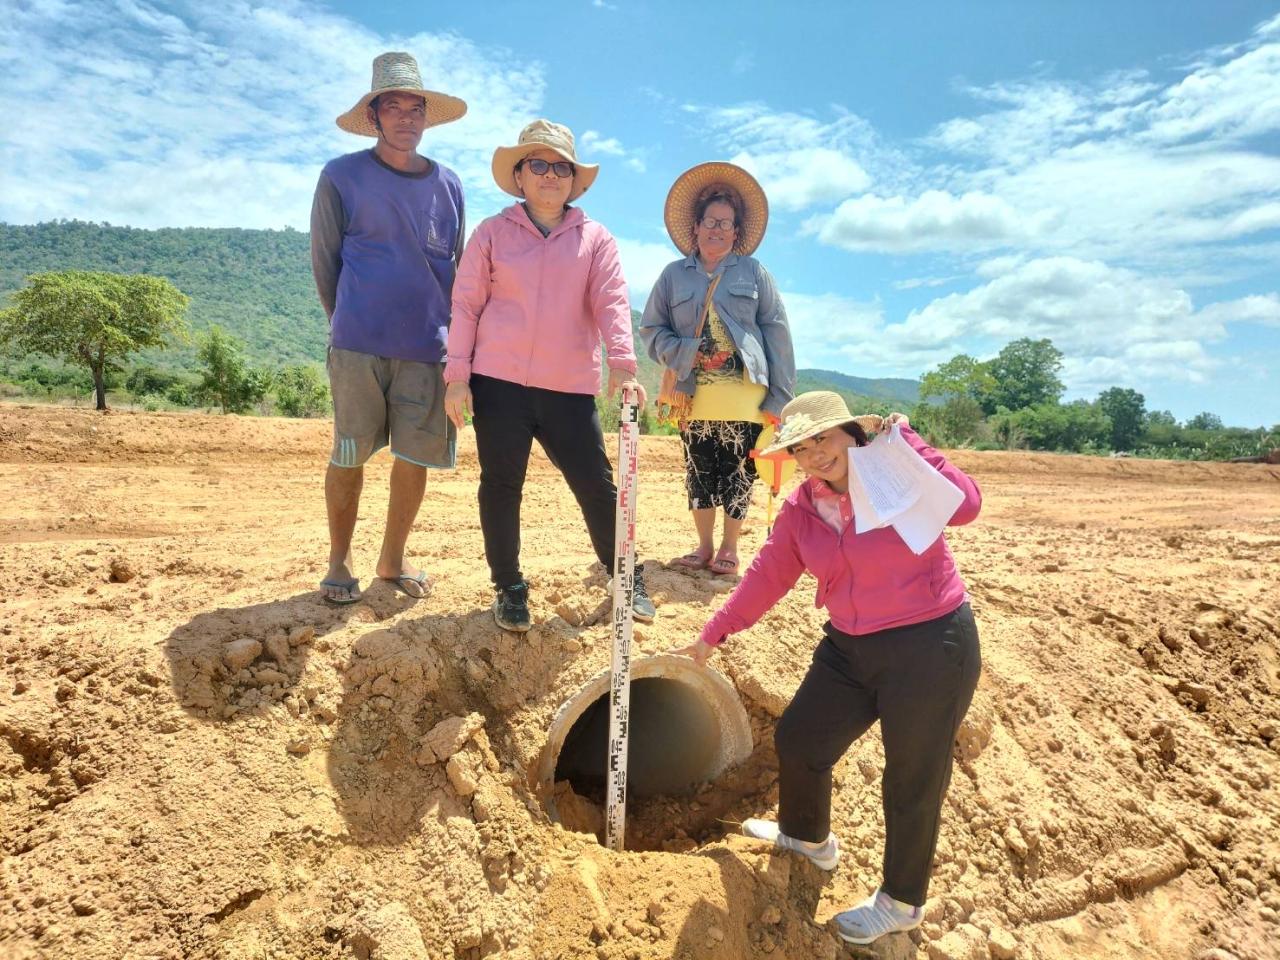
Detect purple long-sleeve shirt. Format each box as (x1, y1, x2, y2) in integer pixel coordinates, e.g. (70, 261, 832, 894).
(310, 149, 464, 363)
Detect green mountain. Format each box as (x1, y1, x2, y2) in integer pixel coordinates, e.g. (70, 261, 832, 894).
(0, 221, 919, 408)
(796, 369, 919, 408)
(0, 220, 327, 369)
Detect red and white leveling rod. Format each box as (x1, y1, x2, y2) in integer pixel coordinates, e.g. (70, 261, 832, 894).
(605, 387, 641, 852)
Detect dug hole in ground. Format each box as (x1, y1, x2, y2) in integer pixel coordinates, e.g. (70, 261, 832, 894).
(1, 402, 1278, 960)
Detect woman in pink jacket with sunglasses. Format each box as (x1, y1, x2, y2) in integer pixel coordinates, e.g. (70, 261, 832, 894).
(677, 390, 983, 946)
(444, 120, 652, 634)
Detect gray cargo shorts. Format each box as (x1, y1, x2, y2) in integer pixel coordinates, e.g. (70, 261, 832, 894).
(327, 347, 456, 469)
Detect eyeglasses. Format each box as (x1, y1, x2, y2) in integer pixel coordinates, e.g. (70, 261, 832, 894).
(698, 216, 737, 231)
(521, 158, 575, 178)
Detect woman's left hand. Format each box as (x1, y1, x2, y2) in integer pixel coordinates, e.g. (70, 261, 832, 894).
(885, 412, 909, 428)
(608, 371, 648, 408)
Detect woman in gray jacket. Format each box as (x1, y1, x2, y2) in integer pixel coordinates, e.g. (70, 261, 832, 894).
(641, 162, 795, 575)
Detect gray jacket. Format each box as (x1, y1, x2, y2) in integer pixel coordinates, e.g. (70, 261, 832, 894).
(640, 253, 796, 417)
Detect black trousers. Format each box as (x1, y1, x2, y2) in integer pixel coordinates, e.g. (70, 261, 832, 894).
(774, 604, 981, 906)
(470, 375, 618, 589)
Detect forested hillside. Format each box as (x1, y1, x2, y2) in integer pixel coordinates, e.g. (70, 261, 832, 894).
(0, 220, 326, 367)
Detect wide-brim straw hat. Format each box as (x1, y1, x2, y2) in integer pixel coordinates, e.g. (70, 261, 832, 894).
(336, 51, 467, 137)
(664, 161, 769, 257)
(760, 391, 884, 457)
(492, 119, 600, 203)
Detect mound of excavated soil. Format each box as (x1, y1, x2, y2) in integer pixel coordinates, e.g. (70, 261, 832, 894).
(2, 402, 1278, 960)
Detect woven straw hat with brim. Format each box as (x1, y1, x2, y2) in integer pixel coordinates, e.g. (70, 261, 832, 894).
(759, 391, 885, 457)
(664, 161, 769, 257)
(492, 119, 599, 204)
(336, 51, 467, 136)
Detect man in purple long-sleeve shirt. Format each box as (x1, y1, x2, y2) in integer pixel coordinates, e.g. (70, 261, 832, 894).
(310, 51, 466, 604)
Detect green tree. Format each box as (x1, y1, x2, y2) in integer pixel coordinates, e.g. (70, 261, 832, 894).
(1007, 400, 1111, 452)
(1186, 411, 1223, 431)
(0, 270, 188, 409)
(919, 354, 996, 405)
(197, 325, 272, 414)
(1144, 409, 1178, 428)
(983, 338, 1064, 414)
(1097, 386, 1146, 451)
(917, 353, 996, 443)
(274, 364, 330, 418)
(126, 364, 182, 398)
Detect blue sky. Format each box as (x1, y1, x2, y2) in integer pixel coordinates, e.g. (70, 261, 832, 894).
(2, 1, 1279, 426)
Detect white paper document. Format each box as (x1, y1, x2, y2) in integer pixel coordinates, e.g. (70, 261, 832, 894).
(846, 424, 965, 554)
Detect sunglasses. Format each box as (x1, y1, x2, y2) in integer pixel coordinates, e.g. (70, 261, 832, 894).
(698, 216, 737, 231)
(520, 158, 575, 178)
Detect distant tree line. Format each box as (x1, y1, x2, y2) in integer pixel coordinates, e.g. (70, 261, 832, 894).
(911, 337, 1278, 460)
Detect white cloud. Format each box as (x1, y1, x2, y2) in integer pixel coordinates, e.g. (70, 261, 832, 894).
(894, 257, 1224, 389)
(581, 129, 645, 175)
(1144, 42, 1280, 144)
(580, 131, 626, 156)
(689, 103, 892, 211)
(731, 147, 870, 212)
(1197, 293, 1280, 328)
(614, 237, 680, 306)
(819, 24, 1280, 267)
(807, 190, 1041, 253)
(580, 130, 647, 174)
(778, 291, 887, 369)
(0, 0, 546, 228)
(974, 254, 1027, 278)
(892, 276, 958, 291)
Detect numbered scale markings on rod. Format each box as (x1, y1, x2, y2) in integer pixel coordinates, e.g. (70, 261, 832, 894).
(605, 391, 640, 853)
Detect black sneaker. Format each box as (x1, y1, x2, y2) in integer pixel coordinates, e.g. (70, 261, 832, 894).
(493, 581, 531, 632)
(607, 569, 656, 623)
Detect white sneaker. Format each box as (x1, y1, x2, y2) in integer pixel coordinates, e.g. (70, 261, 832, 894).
(741, 818, 840, 870)
(834, 890, 923, 944)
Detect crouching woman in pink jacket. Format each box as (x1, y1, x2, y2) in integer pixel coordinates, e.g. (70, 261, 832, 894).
(676, 390, 982, 945)
(444, 120, 652, 633)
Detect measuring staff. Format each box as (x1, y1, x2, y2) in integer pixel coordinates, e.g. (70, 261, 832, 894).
(605, 386, 641, 852)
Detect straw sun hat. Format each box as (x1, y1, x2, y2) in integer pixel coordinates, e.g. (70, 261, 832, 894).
(664, 161, 769, 257)
(336, 51, 468, 137)
(760, 391, 885, 457)
(491, 119, 600, 203)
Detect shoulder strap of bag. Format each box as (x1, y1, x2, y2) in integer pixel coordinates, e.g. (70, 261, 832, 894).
(693, 274, 723, 339)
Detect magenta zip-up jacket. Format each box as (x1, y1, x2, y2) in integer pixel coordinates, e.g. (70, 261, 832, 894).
(444, 203, 637, 395)
(700, 426, 982, 646)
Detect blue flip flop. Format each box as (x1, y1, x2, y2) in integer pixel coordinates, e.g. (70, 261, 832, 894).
(385, 570, 429, 599)
(320, 578, 361, 605)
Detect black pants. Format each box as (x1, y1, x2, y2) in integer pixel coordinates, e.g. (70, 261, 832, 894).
(774, 604, 981, 905)
(471, 375, 619, 589)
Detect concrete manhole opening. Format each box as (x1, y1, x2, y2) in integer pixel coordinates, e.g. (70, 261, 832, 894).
(538, 655, 755, 851)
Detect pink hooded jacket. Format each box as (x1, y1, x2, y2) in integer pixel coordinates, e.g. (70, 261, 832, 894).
(700, 426, 982, 645)
(444, 204, 637, 394)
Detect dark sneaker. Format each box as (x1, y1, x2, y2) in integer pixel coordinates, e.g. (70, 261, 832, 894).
(632, 571, 656, 623)
(607, 570, 656, 623)
(493, 581, 531, 632)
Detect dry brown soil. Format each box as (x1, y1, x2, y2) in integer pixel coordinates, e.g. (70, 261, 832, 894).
(1, 402, 1278, 960)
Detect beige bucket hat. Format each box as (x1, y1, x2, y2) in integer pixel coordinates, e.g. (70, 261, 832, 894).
(336, 51, 467, 137)
(664, 161, 769, 257)
(491, 119, 599, 203)
(759, 391, 884, 457)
